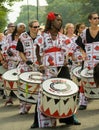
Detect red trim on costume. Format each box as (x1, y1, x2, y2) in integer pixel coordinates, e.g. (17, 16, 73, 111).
(79, 86, 84, 93)
(44, 47, 61, 53)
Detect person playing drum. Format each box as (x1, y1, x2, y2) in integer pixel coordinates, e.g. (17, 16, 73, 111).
(76, 12, 99, 110)
(0, 33, 7, 97)
(30, 12, 81, 129)
(1, 23, 26, 105)
(16, 20, 41, 114)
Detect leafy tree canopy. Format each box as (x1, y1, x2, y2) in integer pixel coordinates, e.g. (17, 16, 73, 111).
(0, 0, 22, 32)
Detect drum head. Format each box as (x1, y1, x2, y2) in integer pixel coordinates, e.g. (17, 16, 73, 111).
(42, 78, 78, 96)
(2, 69, 18, 81)
(19, 72, 43, 84)
(72, 66, 81, 79)
(80, 68, 93, 78)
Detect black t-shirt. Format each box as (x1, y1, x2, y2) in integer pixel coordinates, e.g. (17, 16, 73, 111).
(86, 28, 99, 43)
(76, 28, 99, 51)
(16, 39, 24, 52)
(16, 32, 36, 53)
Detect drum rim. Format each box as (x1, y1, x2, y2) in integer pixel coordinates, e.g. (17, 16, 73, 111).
(80, 68, 93, 78)
(2, 68, 18, 81)
(72, 65, 81, 79)
(42, 78, 79, 96)
(19, 78, 41, 84)
(19, 71, 43, 84)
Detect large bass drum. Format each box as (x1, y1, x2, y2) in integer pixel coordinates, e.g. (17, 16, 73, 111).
(80, 68, 99, 99)
(2, 69, 18, 96)
(17, 71, 43, 104)
(39, 78, 79, 118)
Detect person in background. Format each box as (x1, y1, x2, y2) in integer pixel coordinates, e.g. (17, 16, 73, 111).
(76, 12, 99, 110)
(64, 23, 78, 67)
(1, 23, 26, 106)
(6, 23, 15, 35)
(39, 25, 45, 33)
(74, 23, 87, 110)
(74, 23, 86, 36)
(30, 12, 81, 129)
(0, 33, 7, 97)
(63, 23, 86, 111)
(16, 20, 40, 114)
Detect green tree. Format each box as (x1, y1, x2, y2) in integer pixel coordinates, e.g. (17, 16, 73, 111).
(0, 6, 8, 32)
(46, 0, 99, 26)
(9, 0, 99, 32)
(16, 5, 46, 30)
(0, 0, 22, 32)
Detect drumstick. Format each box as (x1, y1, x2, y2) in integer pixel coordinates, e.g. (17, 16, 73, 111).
(81, 60, 84, 71)
(31, 84, 40, 94)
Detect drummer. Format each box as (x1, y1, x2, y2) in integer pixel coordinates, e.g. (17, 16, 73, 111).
(16, 20, 40, 114)
(76, 12, 99, 110)
(1, 23, 26, 105)
(30, 12, 81, 128)
(0, 33, 7, 97)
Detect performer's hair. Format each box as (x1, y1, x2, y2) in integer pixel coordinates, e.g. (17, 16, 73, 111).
(93, 63, 99, 87)
(28, 20, 39, 27)
(88, 12, 98, 20)
(44, 13, 62, 32)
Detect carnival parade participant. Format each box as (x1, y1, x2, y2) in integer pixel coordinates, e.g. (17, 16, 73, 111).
(64, 23, 78, 68)
(30, 12, 81, 129)
(6, 23, 15, 35)
(1, 23, 26, 106)
(16, 20, 40, 114)
(74, 23, 86, 36)
(0, 33, 7, 97)
(76, 12, 99, 110)
(74, 23, 87, 110)
(63, 23, 87, 111)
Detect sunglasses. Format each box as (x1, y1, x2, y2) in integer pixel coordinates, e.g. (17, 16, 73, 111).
(31, 26, 40, 28)
(92, 17, 99, 20)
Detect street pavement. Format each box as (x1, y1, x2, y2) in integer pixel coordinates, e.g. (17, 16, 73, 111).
(0, 95, 99, 130)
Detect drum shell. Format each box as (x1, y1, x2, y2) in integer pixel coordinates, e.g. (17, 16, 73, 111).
(2, 69, 18, 96)
(81, 68, 99, 99)
(72, 66, 81, 86)
(17, 72, 42, 104)
(39, 78, 78, 118)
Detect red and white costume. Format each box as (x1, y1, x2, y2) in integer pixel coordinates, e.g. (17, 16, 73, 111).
(36, 32, 74, 128)
(17, 32, 38, 72)
(77, 28, 99, 107)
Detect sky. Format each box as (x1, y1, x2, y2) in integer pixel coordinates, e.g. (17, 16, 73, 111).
(5, 0, 48, 23)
